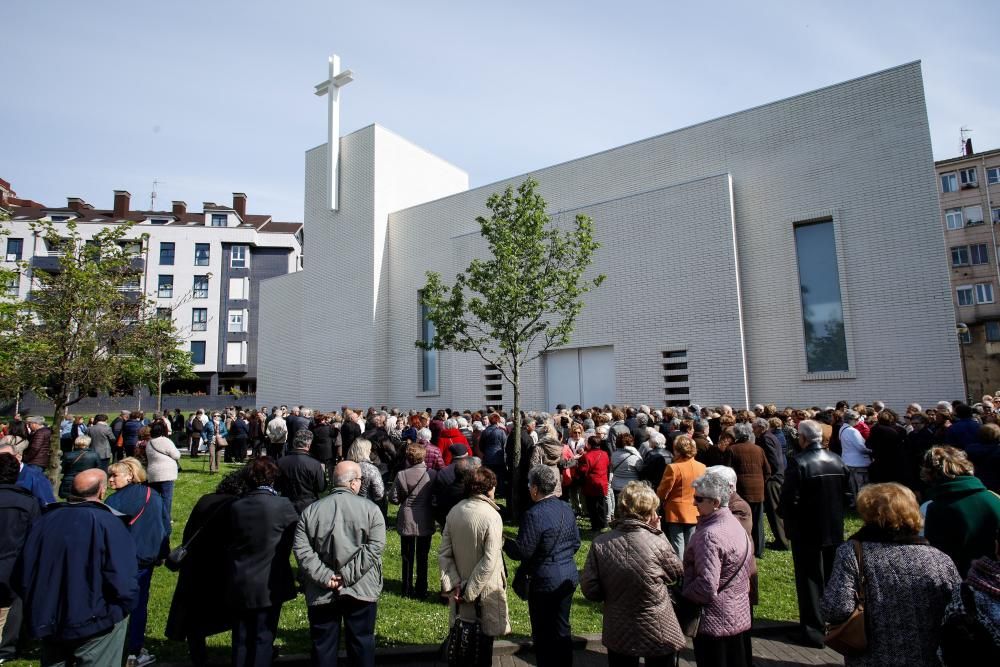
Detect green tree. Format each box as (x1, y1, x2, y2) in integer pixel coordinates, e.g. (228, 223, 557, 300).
(417, 177, 604, 516)
(120, 314, 196, 413)
(16, 218, 152, 487)
(0, 211, 36, 412)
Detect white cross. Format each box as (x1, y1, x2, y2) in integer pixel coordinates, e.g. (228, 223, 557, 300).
(315, 54, 354, 210)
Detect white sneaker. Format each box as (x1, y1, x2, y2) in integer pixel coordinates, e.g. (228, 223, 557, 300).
(125, 656, 137, 667)
(136, 649, 156, 666)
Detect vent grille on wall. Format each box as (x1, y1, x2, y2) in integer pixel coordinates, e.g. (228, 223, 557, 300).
(662, 349, 690, 407)
(484, 364, 503, 410)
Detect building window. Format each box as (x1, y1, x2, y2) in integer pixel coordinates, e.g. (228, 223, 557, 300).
(229, 277, 248, 300)
(988, 167, 1000, 185)
(119, 240, 142, 257)
(227, 309, 246, 333)
(941, 172, 958, 193)
(976, 283, 994, 304)
(157, 275, 173, 298)
(945, 208, 964, 230)
(159, 242, 174, 265)
(987, 322, 1000, 342)
(150, 218, 169, 225)
(972, 243, 990, 265)
(793, 220, 849, 373)
(156, 307, 171, 320)
(49, 214, 70, 222)
(193, 275, 209, 299)
(226, 341, 247, 365)
(960, 167, 978, 187)
(993, 208, 1000, 225)
(951, 246, 970, 267)
(194, 243, 210, 266)
(211, 214, 227, 227)
(5, 273, 18, 297)
(231, 245, 248, 269)
(965, 205, 984, 225)
(960, 329, 972, 344)
(419, 294, 439, 392)
(190, 341, 206, 365)
(191, 308, 208, 331)
(957, 285, 974, 306)
(6, 238, 23, 262)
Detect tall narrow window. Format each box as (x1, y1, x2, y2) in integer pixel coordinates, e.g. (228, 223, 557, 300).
(231, 245, 248, 268)
(6, 238, 23, 261)
(194, 243, 210, 266)
(419, 297, 437, 393)
(191, 308, 208, 331)
(159, 242, 174, 265)
(190, 341, 206, 365)
(794, 220, 848, 373)
(941, 173, 958, 193)
(193, 275, 209, 299)
(157, 275, 174, 298)
(945, 208, 964, 230)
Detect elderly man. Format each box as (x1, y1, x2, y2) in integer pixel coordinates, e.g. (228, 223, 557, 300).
(729, 422, 770, 558)
(753, 417, 789, 551)
(21, 417, 51, 474)
(265, 408, 288, 460)
(294, 461, 386, 667)
(277, 430, 327, 514)
(0, 452, 39, 663)
(778, 419, 851, 648)
(17, 469, 138, 667)
(0, 438, 55, 510)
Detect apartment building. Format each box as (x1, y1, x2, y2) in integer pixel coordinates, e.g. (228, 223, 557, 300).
(1, 186, 302, 397)
(936, 144, 1000, 400)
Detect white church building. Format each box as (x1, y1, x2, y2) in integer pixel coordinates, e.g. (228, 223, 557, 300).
(257, 59, 963, 412)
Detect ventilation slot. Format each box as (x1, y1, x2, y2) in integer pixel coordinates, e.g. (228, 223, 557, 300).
(662, 348, 690, 407)
(484, 364, 503, 409)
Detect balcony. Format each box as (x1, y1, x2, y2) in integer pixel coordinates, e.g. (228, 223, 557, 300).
(30, 255, 63, 272)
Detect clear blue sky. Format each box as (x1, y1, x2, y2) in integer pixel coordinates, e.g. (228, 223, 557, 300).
(4, 0, 999, 220)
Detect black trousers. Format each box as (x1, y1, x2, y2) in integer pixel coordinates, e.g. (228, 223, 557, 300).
(308, 598, 377, 667)
(528, 580, 576, 667)
(400, 534, 432, 597)
(607, 649, 675, 667)
(584, 494, 608, 531)
(232, 605, 281, 667)
(189, 434, 201, 457)
(0, 596, 22, 660)
(763, 477, 788, 549)
(748, 501, 764, 558)
(693, 632, 747, 667)
(791, 541, 837, 641)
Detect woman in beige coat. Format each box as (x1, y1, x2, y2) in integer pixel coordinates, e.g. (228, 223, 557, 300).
(439, 467, 510, 666)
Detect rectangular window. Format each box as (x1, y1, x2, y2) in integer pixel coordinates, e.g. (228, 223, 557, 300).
(961, 167, 978, 187)
(227, 309, 246, 333)
(5, 273, 18, 297)
(960, 329, 972, 344)
(794, 220, 849, 373)
(191, 308, 208, 331)
(157, 275, 173, 298)
(941, 172, 958, 193)
(966, 205, 984, 225)
(190, 341, 206, 365)
(150, 218, 169, 225)
(988, 167, 1000, 185)
(49, 215, 70, 222)
(156, 307, 171, 320)
(193, 275, 209, 299)
(6, 238, 23, 262)
(230, 245, 248, 269)
(419, 296, 438, 392)
(211, 214, 227, 227)
(945, 208, 964, 230)
(159, 242, 174, 265)
(119, 241, 141, 257)
(977, 283, 995, 304)
(987, 322, 1000, 342)
(972, 243, 990, 265)
(957, 285, 974, 306)
(993, 208, 1000, 225)
(951, 246, 970, 266)
(194, 243, 210, 266)
(226, 341, 247, 365)
(229, 277, 248, 300)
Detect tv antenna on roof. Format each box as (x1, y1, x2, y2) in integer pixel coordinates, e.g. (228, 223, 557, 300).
(960, 127, 973, 156)
(150, 178, 163, 210)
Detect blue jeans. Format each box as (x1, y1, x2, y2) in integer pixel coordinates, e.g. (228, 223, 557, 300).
(127, 565, 153, 654)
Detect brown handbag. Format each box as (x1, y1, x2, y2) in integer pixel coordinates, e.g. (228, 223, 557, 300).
(824, 540, 868, 656)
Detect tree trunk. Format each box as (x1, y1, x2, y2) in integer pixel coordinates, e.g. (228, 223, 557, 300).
(47, 400, 67, 494)
(510, 366, 524, 520)
(156, 363, 163, 413)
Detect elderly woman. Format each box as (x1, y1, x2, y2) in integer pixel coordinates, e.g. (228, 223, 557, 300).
(581, 481, 684, 667)
(439, 467, 509, 666)
(609, 432, 644, 510)
(390, 442, 437, 599)
(202, 412, 229, 474)
(681, 467, 755, 667)
(504, 465, 581, 667)
(58, 435, 101, 499)
(345, 438, 385, 503)
(438, 418, 472, 465)
(821, 483, 961, 666)
(728, 421, 770, 558)
(576, 435, 610, 530)
(921, 446, 1000, 576)
(656, 434, 708, 558)
(106, 457, 166, 667)
(144, 420, 181, 544)
(938, 527, 1000, 665)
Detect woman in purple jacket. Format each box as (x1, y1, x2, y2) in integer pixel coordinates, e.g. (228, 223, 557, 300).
(681, 468, 756, 667)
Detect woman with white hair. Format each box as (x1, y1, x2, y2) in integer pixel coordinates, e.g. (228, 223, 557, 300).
(345, 438, 385, 503)
(680, 468, 756, 666)
(438, 418, 472, 465)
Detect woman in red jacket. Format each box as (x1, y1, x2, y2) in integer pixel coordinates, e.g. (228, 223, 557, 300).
(438, 418, 472, 465)
(576, 435, 610, 530)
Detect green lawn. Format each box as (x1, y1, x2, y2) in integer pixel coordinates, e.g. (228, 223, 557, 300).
(7, 464, 860, 665)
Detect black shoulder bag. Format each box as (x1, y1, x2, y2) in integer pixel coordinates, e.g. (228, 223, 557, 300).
(165, 500, 228, 572)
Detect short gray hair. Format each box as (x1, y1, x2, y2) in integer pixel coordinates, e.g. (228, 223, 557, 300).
(528, 464, 558, 496)
(292, 429, 314, 450)
(753, 417, 768, 431)
(648, 431, 666, 448)
(692, 469, 732, 507)
(732, 422, 754, 443)
(636, 413, 649, 427)
(798, 419, 823, 443)
(843, 410, 860, 424)
(707, 465, 737, 492)
(445, 418, 458, 430)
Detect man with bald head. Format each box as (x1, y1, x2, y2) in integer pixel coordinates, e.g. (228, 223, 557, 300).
(294, 460, 385, 666)
(16, 468, 138, 666)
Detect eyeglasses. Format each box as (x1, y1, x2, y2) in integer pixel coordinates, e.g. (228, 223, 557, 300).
(694, 496, 710, 503)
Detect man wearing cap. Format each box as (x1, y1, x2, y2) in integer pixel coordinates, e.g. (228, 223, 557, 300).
(22, 418, 51, 474)
(431, 446, 479, 527)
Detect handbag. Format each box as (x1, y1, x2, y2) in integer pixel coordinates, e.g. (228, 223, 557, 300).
(215, 435, 228, 448)
(165, 500, 229, 572)
(824, 540, 867, 656)
(442, 600, 490, 666)
(673, 533, 753, 638)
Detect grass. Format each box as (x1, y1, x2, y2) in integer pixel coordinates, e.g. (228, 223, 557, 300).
(7, 463, 861, 665)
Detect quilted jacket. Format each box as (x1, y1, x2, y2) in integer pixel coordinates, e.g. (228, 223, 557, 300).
(581, 519, 685, 655)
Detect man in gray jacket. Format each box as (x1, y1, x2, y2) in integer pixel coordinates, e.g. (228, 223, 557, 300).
(293, 460, 385, 667)
(87, 414, 114, 470)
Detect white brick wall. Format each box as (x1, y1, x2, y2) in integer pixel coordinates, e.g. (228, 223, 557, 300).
(258, 61, 964, 412)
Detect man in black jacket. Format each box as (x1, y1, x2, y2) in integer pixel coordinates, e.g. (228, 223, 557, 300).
(276, 431, 327, 514)
(0, 453, 39, 663)
(778, 419, 852, 648)
(431, 448, 477, 527)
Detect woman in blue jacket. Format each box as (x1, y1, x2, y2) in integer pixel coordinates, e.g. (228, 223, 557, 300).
(106, 457, 166, 667)
(202, 412, 229, 474)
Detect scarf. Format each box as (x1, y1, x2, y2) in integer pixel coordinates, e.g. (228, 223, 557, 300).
(967, 557, 1000, 598)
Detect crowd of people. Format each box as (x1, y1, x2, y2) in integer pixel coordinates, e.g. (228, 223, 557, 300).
(0, 399, 998, 667)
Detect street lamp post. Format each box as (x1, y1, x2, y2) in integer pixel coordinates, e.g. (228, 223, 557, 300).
(957, 323, 970, 403)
